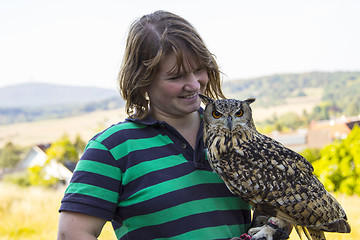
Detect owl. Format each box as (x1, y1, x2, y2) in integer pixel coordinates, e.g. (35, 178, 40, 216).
(199, 94, 351, 240)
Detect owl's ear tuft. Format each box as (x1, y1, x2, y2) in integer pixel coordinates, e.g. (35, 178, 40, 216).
(199, 94, 214, 105)
(245, 98, 256, 105)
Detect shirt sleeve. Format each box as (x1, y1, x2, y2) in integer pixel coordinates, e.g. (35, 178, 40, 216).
(59, 139, 122, 221)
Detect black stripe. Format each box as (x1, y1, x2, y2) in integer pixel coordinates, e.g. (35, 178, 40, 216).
(120, 162, 194, 200)
(101, 126, 160, 149)
(71, 171, 121, 193)
(116, 143, 182, 171)
(118, 209, 251, 239)
(80, 148, 118, 167)
(60, 193, 117, 220)
(118, 183, 237, 219)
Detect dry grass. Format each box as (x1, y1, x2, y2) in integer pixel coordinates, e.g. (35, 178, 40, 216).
(252, 95, 322, 120)
(0, 108, 127, 147)
(0, 182, 358, 240)
(0, 182, 115, 240)
(224, 87, 323, 120)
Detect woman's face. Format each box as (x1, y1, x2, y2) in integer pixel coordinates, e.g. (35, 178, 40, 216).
(147, 52, 209, 119)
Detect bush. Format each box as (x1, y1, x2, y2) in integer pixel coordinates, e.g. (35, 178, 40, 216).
(28, 165, 59, 187)
(2, 171, 31, 187)
(312, 125, 360, 195)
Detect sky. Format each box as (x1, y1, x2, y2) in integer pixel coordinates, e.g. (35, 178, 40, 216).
(1, 0, 359, 90)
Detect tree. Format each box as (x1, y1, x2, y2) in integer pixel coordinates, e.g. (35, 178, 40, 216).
(299, 148, 320, 164)
(45, 134, 79, 164)
(312, 125, 360, 195)
(74, 134, 86, 155)
(0, 142, 22, 168)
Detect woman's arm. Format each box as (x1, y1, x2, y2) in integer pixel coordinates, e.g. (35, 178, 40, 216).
(57, 211, 107, 240)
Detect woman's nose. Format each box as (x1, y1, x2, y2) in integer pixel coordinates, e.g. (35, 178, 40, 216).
(184, 73, 200, 91)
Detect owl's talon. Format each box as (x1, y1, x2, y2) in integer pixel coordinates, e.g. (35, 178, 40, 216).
(248, 217, 290, 240)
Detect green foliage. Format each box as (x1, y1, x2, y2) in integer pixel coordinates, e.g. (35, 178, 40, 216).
(299, 148, 321, 164)
(227, 71, 360, 118)
(228, 71, 360, 107)
(46, 134, 79, 164)
(23, 134, 84, 187)
(257, 111, 310, 133)
(2, 171, 31, 187)
(312, 125, 360, 195)
(27, 165, 59, 187)
(74, 134, 86, 154)
(0, 142, 23, 168)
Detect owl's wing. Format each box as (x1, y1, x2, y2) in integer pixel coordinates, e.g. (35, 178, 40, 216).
(228, 133, 349, 232)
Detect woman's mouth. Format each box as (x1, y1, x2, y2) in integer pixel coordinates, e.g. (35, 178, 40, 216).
(180, 92, 198, 99)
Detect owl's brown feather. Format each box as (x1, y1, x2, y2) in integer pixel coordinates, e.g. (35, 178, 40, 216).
(200, 95, 351, 240)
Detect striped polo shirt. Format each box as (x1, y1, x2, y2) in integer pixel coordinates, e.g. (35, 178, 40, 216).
(59, 111, 252, 239)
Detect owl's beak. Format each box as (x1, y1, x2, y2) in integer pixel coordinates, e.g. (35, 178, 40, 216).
(227, 116, 232, 131)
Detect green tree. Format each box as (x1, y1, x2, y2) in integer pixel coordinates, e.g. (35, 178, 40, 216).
(74, 134, 86, 155)
(0, 142, 22, 168)
(312, 125, 360, 195)
(27, 134, 81, 187)
(45, 134, 79, 164)
(28, 165, 58, 187)
(299, 148, 320, 164)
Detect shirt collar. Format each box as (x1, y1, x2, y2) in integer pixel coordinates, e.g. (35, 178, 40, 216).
(126, 108, 204, 126)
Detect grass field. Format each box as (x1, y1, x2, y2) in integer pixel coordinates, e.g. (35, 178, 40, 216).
(0, 182, 358, 240)
(0, 182, 115, 240)
(0, 108, 127, 147)
(0, 93, 321, 148)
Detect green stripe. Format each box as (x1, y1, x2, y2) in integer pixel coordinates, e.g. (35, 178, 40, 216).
(74, 160, 121, 181)
(122, 154, 187, 185)
(117, 197, 250, 239)
(85, 140, 108, 151)
(65, 182, 118, 203)
(95, 122, 146, 142)
(154, 224, 251, 240)
(110, 134, 173, 160)
(119, 170, 224, 207)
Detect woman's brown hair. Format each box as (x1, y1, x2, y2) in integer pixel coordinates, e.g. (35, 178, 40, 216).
(118, 10, 225, 119)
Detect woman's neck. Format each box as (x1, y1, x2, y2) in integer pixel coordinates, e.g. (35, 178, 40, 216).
(150, 110, 201, 149)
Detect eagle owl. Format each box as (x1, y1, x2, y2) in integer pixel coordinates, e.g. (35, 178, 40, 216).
(199, 95, 351, 240)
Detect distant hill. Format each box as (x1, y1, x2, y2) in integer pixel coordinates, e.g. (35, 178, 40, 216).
(1, 72, 359, 125)
(0, 82, 119, 108)
(224, 71, 360, 116)
(0, 83, 125, 125)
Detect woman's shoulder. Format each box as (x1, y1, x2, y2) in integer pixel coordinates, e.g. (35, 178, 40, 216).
(91, 119, 145, 142)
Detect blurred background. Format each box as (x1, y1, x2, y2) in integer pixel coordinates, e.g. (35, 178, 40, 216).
(0, 0, 359, 239)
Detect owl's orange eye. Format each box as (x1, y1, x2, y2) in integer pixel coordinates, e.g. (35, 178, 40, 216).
(212, 110, 222, 119)
(235, 110, 244, 117)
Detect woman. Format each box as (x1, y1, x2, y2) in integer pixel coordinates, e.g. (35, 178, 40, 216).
(57, 10, 252, 240)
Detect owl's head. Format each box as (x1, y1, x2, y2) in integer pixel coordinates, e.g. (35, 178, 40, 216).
(200, 94, 257, 132)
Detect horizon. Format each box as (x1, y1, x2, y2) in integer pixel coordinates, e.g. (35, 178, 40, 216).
(1, 0, 360, 90)
(1, 70, 360, 90)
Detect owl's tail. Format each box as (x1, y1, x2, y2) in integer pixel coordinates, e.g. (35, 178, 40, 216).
(295, 226, 326, 240)
(321, 218, 351, 233)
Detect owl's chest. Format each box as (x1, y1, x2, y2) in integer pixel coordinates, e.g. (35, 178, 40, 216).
(205, 131, 268, 177)
(206, 135, 244, 171)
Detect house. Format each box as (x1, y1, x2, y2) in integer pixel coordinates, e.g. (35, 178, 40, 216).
(307, 117, 360, 149)
(267, 117, 360, 152)
(14, 144, 73, 185)
(269, 129, 308, 152)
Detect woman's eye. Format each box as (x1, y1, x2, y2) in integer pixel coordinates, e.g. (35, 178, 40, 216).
(235, 110, 244, 117)
(194, 67, 205, 74)
(169, 75, 182, 80)
(212, 111, 222, 119)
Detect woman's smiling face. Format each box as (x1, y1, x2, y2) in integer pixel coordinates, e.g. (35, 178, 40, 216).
(147, 52, 209, 119)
